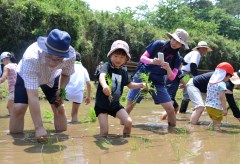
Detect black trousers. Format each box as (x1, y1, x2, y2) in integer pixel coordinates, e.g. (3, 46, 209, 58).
(226, 93, 240, 118)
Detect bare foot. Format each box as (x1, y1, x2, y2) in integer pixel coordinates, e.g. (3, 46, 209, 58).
(35, 126, 48, 143)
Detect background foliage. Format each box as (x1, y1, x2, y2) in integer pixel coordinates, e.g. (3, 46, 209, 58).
(0, 0, 239, 78)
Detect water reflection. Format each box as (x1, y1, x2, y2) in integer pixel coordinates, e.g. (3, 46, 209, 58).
(0, 99, 240, 163)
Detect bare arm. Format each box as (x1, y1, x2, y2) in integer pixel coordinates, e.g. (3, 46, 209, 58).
(85, 81, 91, 105)
(179, 78, 187, 89)
(161, 62, 174, 79)
(99, 73, 111, 96)
(0, 67, 9, 84)
(59, 74, 70, 89)
(219, 90, 227, 116)
(27, 89, 43, 129)
(127, 82, 145, 90)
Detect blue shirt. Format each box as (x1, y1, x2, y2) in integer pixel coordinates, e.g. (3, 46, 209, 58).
(0, 65, 2, 77)
(143, 40, 181, 85)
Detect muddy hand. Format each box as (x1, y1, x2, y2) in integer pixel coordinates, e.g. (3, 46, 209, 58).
(141, 83, 149, 92)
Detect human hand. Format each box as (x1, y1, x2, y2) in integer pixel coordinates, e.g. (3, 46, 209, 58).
(85, 97, 90, 105)
(141, 82, 149, 92)
(50, 89, 64, 108)
(103, 86, 111, 96)
(179, 83, 186, 89)
(151, 58, 162, 65)
(223, 109, 228, 116)
(160, 62, 170, 71)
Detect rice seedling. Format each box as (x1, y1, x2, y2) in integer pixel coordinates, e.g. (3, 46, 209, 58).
(82, 107, 97, 123)
(183, 74, 190, 83)
(105, 73, 113, 103)
(43, 109, 54, 123)
(60, 88, 67, 100)
(132, 72, 156, 104)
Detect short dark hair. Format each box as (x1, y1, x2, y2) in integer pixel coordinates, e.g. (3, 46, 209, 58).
(75, 51, 81, 61)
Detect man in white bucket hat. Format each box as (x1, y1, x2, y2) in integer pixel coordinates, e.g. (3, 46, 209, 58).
(9, 29, 76, 142)
(179, 41, 212, 113)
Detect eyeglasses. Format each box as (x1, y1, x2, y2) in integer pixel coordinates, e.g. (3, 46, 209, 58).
(45, 54, 64, 64)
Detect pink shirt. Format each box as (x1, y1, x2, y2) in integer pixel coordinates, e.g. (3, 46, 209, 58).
(5, 63, 17, 93)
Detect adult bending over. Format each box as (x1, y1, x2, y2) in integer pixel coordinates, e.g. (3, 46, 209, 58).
(10, 29, 76, 142)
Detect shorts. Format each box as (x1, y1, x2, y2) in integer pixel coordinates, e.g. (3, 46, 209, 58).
(206, 106, 223, 121)
(8, 92, 14, 100)
(14, 74, 59, 104)
(94, 103, 124, 117)
(127, 84, 171, 104)
(187, 78, 206, 109)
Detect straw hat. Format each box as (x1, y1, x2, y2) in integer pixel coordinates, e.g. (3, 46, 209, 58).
(192, 41, 212, 52)
(166, 29, 189, 49)
(230, 70, 240, 85)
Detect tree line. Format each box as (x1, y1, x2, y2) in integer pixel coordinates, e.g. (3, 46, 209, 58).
(0, 0, 239, 79)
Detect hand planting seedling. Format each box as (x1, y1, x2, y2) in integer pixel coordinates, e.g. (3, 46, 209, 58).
(132, 72, 156, 104)
(105, 73, 113, 103)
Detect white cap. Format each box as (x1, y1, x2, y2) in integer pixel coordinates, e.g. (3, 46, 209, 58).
(0, 52, 11, 60)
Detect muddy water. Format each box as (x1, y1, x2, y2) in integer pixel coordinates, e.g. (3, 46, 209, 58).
(0, 99, 240, 164)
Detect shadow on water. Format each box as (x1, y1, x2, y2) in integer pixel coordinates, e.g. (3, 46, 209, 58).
(10, 130, 69, 154)
(198, 121, 240, 134)
(133, 123, 191, 135)
(93, 134, 128, 150)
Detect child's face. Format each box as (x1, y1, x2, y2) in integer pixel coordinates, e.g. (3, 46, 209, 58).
(170, 38, 182, 49)
(110, 52, 127, 68)
(223, 75, 231, 82)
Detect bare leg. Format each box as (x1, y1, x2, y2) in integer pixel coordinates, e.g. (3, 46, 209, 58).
(190, 106, 205, 125)
(213, 120, 222, 132)
(9, 103, 28, 133)
(125, 99, 136, 115)
(97, 113, 108, 136)
(71, 103, 80, 122)
(161, 101, 178, 120)
(161, 111, 168, 120)
(7, 100, 14, 116)
(51, 104, 67, 132)
(161, 102, 176, 127)
(116, 109, 132, 136)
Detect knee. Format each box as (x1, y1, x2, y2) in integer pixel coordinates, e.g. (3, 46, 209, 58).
(12, 108, 25, 118)
(124, 117, 132, 128)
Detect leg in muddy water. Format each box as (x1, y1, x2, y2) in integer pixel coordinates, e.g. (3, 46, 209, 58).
(98, 113, 109, 136)
(125, 99, 136, 115)
(116, 109, 132, 137)
(9, 103, 28, 133)
(121, 99, 135, 125)
(190, 106, 205, 125)
(161, 102, 176, 127)
(51, 104, 67, 132)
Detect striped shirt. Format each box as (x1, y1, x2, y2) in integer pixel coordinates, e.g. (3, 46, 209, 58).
(17, 42, 75, 90)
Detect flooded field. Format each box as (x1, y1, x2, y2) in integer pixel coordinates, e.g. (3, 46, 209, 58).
(0, 99, 240, 164)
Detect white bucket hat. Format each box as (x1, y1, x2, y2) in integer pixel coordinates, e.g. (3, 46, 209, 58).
(230, 70, 240, 85)
(166, 29, 189, 49)
(192, 41, 212, 52)
(107, 40, 131, 60)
